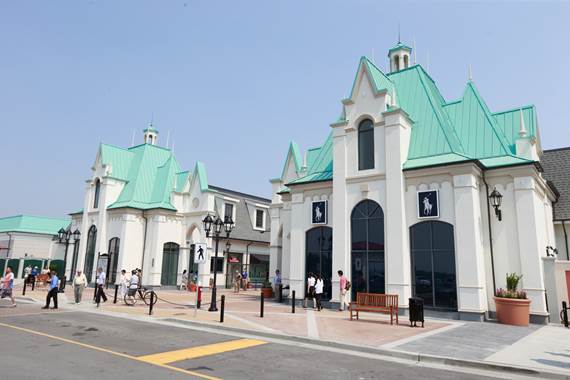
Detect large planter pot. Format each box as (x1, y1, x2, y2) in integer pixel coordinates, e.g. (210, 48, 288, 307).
(494, 297, 531, 326)
(261, 287, 273, 298)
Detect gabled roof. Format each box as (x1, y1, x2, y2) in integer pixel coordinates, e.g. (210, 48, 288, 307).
(280, 141, 303, 180)
(0, 215, 70, 235)
(280, 52, 540, 185)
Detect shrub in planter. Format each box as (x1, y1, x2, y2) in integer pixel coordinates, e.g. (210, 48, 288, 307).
(261, 280, 273, 298)
(494, 273, 531, 326)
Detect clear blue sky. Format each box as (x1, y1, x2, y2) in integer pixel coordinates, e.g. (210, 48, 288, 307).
(1, 1, 569, 218)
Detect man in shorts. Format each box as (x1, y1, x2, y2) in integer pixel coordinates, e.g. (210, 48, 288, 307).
(1, 266, 17, 307)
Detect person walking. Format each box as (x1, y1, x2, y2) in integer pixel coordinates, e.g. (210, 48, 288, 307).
(30, 266, 38, 288)
(24, 265, 32, 284)
(127, 270, 139, 305)
(180, 270, 188, 291)
(241, 269, 248, 291)
(234, 271, 242, 293)
(1, 266, 16, 307)
(42, 270, 59, 309)
(119, 269, 128, 299)
(303, 273, 316, 309)
(72, 270, 87, 304)
(274, 269, 282, 296)
(315, 273, 324, 311)
(95, 267, 107, 305)
(337, 270, 350, 311)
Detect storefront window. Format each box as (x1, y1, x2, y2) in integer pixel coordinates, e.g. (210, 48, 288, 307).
(305, 227, 332, 300)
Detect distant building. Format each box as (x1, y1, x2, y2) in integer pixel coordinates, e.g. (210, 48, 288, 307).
(0, 215, 70, 278)
(70, 126, 270, 287)
(270, 42, 563, 323)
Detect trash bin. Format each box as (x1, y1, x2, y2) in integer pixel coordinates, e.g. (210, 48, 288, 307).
(409, 297, 424, 327)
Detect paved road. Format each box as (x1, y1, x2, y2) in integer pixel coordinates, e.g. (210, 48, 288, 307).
(0, 307, 507, 380)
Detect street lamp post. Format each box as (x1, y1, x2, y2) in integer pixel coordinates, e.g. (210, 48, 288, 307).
(203, 214, 235, 312)
(57, 227, 81, 289)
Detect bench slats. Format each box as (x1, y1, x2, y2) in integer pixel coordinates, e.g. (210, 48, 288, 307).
(349, 292, 399, 325)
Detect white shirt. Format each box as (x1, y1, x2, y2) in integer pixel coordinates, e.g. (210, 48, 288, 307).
(96, 271, 106, 285)
(129, 274, 139, 289)
(315, 279, 324, 294)
(307, 277, 316, 287)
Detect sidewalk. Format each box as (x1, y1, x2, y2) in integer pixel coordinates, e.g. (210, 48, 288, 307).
(14, 286, 570, 377)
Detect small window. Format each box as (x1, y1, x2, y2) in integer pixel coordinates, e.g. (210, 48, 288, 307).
(93, 179, 101, 209)
(394, 55, 400, 71)
(210, 257, 224, 272)
(358, 119, 375, 170)
(403, 55, 409, 69)
(255, 209, 265, 229)
(224, 203, 234, 223)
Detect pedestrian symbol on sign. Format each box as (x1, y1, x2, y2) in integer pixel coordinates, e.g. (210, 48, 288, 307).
(194, 243, 207, 264)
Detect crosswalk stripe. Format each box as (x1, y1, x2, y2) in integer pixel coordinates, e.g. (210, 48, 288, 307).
(138, 338, 267, 364)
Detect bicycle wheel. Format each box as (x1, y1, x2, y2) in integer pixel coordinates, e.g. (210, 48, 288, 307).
(124, 292, 137, 306)
(143, 291, 158, 306)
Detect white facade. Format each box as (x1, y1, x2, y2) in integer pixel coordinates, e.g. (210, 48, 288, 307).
(270, 48, 558, 323)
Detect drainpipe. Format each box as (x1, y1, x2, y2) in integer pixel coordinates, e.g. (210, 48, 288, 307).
(562, 221, 570, 261)
(6, 232, 12, 259)
(482, 171, 497, 297)
(141, 210, 148, 278)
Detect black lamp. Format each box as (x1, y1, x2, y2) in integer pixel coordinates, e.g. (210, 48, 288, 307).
(202, 214, 214, 238)
(57, 228, 66, 243)
(489, 187, 503, 221)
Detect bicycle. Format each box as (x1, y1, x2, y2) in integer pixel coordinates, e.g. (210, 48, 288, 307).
(124, 287, 158, 306)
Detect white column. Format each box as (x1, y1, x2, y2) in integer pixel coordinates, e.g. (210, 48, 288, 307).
(453, 173, 487, 318)
(383, 109, 412, 307)
(289, 193, 306, 297)
(331, 130, 349, 303)
(514, 176, 548, 317)
(93, 179, 109, 282)
(280, 204, 292, 291)
(77, 181, 93, 273)
(268, 206, 282, 286)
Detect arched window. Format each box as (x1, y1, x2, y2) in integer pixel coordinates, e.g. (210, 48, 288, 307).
(84, 225, 97, 283)
(161, 242, 180, 286)
(403, 55, 409, 69)
(410, 221, 457, 310)
(351, 200, 384, 297)
(107, 237, 120, 285)
(305, 227, 332, 300)
(358, 119, 374, 170)
(93, 179, 101, 209)
(394, 55, 400, 71)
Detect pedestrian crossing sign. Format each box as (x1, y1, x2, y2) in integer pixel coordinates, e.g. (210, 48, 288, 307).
(194, 243, 207, 264)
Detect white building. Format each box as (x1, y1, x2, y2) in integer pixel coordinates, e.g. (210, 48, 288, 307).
(269, 42, 560, 323)
(69, 126, 270, 288)
(0, 215, 70, 279)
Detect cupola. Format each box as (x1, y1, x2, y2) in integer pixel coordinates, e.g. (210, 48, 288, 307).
(143, 123, 159, 145)
(388, 42, 412, 73)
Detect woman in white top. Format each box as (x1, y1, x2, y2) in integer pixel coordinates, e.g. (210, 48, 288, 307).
(304, 273, 317, 309)
(314, 274, 324, 311)
(119, 269, 128, 299)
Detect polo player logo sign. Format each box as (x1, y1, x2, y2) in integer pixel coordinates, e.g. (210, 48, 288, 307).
(418, 190, 439, 219)
(312, 200, 328, 225)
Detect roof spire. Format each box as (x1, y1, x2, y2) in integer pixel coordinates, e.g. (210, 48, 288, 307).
(131, 130, 135, 146)
(398, 22, 401, 43)
(519, 108, 527, 138)
(413, 38, 417, 64)
(468, 64, 472, 81)
(166, 130, 170, 148)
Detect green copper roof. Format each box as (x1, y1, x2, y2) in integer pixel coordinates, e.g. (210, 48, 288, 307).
(388, 42, 412, 54)
(0, 215, 70, 235)
(280, 52, 538, 186)
(194, 161, 209, 192)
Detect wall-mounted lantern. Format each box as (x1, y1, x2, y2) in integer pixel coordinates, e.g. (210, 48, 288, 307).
(489, 187, 503, 221)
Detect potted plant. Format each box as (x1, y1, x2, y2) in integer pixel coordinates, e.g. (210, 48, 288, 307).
(494, 273, 531, 326)
(261, 280, 273, 298)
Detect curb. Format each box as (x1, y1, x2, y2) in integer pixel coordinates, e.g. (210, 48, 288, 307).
(161, 317, 570, 380)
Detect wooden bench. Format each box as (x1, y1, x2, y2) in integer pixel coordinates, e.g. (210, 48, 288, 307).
(349, 292, 399, 325)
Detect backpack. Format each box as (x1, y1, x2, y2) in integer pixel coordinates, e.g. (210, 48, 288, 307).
(345, 280, 351, 291)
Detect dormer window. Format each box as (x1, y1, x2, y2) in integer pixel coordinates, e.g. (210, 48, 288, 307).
(93, 179, 101, 209)
(394, 55, 400, 71)
(255, 209, 265, 230)
(358, 119, 375, 170)
(224, 203, 234, 223)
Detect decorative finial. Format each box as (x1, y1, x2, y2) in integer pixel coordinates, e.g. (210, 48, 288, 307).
(519, 108, 527, 138)
(166, 130, 170, 148)
(398, 22, 401, 43)
(468, 64, 472, 81)
(413, 38, 417, 64)
(131, 130, 135, 146)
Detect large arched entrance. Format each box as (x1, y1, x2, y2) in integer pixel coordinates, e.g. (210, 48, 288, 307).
(410, 221, 457, 310)
(84, 225, 97, 283)
(351, 200, 385, 297)
(107, 237, 120, 285)
(161, 242, 180, 286)
(305, 226, 332, 300)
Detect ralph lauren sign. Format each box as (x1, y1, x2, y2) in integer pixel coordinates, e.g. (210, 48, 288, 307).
(311, 200, 328, 225)
(417, 190, 439, 219)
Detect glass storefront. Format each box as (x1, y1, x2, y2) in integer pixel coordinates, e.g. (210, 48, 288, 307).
(305, 227, 332, 300)
(410, 221, 457, 310)
(351, 200, 385, 298)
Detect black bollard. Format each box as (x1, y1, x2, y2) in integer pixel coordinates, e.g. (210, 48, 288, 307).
(292, 290, 296, 314)
(22, 280, 27, 296)
(197, 286, 202, 309)
(113, 285, 118, 304)
(562, 301, 569, 328)
(149, 291, 155, 315)
(220, 295, 225, 323)
(260, 291, 264, 318)
(31, 277, 35, 291)
(279, 284, 283, 303)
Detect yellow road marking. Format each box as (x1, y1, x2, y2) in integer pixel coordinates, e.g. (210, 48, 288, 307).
(0, 321, 220, 380)
(138, 339, 267, 365)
